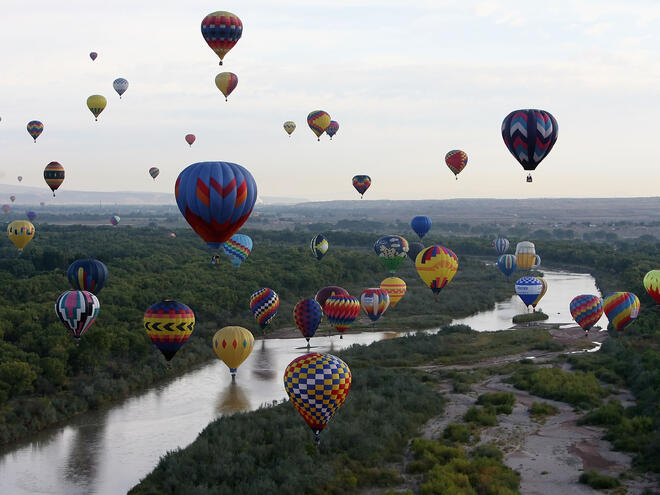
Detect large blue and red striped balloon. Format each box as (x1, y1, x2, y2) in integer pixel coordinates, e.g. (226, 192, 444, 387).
(569, 295, 603, 332)
(502, 109, 558, 172)
(603, 292, 640, 332)
(175, 162, 257, 249)
(201, 11, 243, 65)
(293, 298, 323, 342)
(67, 259, 109, 294)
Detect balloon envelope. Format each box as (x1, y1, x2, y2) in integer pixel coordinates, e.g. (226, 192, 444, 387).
(143, 300, 195, 361)
(352, 175, 371, 197)
(310, 234, 329, 260)
(360, 288, 389, 322)
(515, 277, 543, 307)
(86, 95, 107, 120)
(502, 109, 558, 172)
(215, 72, 238, 100)
(67, 259, 109, 294)
(643, 270, 660, 305)
(250, 288, 279, 329)
(113, 78, 129, 98)
(175, 161, 257, 249)
(407, 242, 424, 264)
(26, 211, 37, 222)
(515, 241, 537, 270)
(221, 234, 252, 267)
(374, 235, 409, 274)
(149, 167, 160, 179)
(493, 238, 509, 255)
(7, 220, 35, 252)
(185, 134, 196, 146)
(326, 121, 339, 139)
(283, 121, 296, 135)
(307, 110, 331, 140)
(445, 150, 468, 178)
(380, 277, 406, 308)
(44, 161, 65, 196)
(411, 216, 432, 239)
(603, 292, 640, 332)
(293, 298, 323, 340)
(201, 11, 243, 64)
(415, 245, 458, 294)
(213, 326, 254, 376)
(497, 254, 517, 278)
(570, 295, 603, 332)
(324, 295, 360, 333)
(110, 215, 120, 226)
(27, 120, 43, 142)
(531, 278, 547, 308)
(284, 353, 351, 438)
(315, 286, 349, 315)
(89, 52, 97, 60)
(55, 290, 100, 341)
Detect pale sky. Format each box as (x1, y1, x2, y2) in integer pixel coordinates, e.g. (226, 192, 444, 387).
(1, 0, 659, 201)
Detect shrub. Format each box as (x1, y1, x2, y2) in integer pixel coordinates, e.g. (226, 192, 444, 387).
(476, 392, 515, 414)
(529, 402, 559, 417)
(443, 423, 471, 444)
(464, 406, 497, 427)
(578, 471, 620, 489)
(472, 443, 503, 461)
(578, 400, 623, 426)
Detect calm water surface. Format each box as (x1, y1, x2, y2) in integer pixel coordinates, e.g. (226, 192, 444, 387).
(0, 269, 604, 494)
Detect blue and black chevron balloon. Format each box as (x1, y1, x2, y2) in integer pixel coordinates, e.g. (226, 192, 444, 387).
(502, 109, 558, 171)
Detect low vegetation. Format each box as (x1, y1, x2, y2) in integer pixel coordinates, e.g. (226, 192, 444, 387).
(529, 402, 559, 417)
(578, 470, 621, 490)
(512, 312, 549, 324)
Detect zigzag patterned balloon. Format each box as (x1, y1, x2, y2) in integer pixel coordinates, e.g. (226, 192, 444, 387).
(352, 175, 371, 197)
(603, 292, 640, 332)
(502, 109, 558, 172)
(445, 150, 468, 179)
(55, 290, 100, 342)
(222, 234, 252, 267)
(250, 288, 279, 329)
(27, 120, 43, 142)
(307, 110, 331, 140)
(143, 300, 195, 361)
(293, 298, 323, 342)
(324, 295, 361, 334)
(570, 294, 603, 332)
(643, 270, 660, 305)
(284, 353, 351, 442)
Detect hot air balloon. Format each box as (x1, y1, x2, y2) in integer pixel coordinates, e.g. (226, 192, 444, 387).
(39, 202, 45, 207)
(55, 290, 100, 342)
(530, 278, 547, 309)
(515, 241, 538, 270)
(67, 259, 109, 294)
(374, 235, 409, 275)
(175, 161, 257, 249)
(113, 78, 129, 98)
(294, 298, 323, 344)
(26, 211, 37, 222)
(643, 270, 660, 305)
(149, 167, 160, 180)
(110, 215, 120, 226)
(221, 233, 252, 267)
(497, 254, 517, 278)
(250, 288, 279, 329)
(213, 326, 254, 378)
(411, 216, 432, 239)
(570, 295, 603, 335)
(17, 176, 22, 182)
(493, 238, 509, 255)
(144, 300, 195, 363)
(603, 292, 640, 333)
(167, 232, 176, 238)
(315, 286, 349, 316)
(310, 234, 329, 260)
(283, 121, 296, 136)
(445, 150, 468, 179)
(7, 220, 35, 253)
(352, 175, 371, 198)
(380, 277, 406, 308)
(185, 134, 196, 146)
(2, 205, 10, 214)
(27, 120, 43, 142)
(515, 277, 543, 308)
(324, 295, 360, 337)
(408, 242, 424, 264)
(9, 196, 15, 203)
(326, 121, 339, 140)
(44, 161, 65, 196)
(201, 11, 243, 65)
(215, 72, 238, 101)
(86, 95, 107, 121)
(89, 52, 98, 61)
(415, 245, 458, 295)
(501, 109, 558, 181)
(360, 288, 389, 323)
(284, 353, 351, 444)
(307, 110, 331, 141)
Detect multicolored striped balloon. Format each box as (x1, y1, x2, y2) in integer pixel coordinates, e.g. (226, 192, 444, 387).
(215, 72, 238, 101)
(149, 167, 160, 180)
(293, 298, 323, 342)
(497, 254, 517, 278)
(643, 270, 660, 305)
(250, 288, 279, 329)
(110, 215, 120, 226)
(502, 109, 558, 176)
(374, 235, 409, 275)
(175, 162, 257, 249)
(221, 234, 252, 268)
(352, 175, 371, 197)
(326, 120, 339, 140)
(67, 259, 109, 294)
(415, 245, 458, 295)
(315, 286, 349, 316)
(307, 110, 331, 140)
(515, 277, 543, 307)
(380, 277, 406, 308)
(310, 234, 329, 260)
(213, 326, 254, 377)
(493, 237, 509, 255)
(569, 295, 603, 332)
(27, 120, 43, 142)
(55, 290, 100, 342)
(324, 295, 360, 334)
(43, 162, 65, 196)
(603, 292, 640, 332)
(284, 353, 351, 443)
(143, 300, 195, 362)
(445, 150, 468, 179)
(359, 288, 389, 323)
(201, 11, 243, 65)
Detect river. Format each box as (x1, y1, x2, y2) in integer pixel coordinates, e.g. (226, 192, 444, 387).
(0, 269, 607, 495)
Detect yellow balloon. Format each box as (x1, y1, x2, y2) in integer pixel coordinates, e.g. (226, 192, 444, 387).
(214, 72, 238, 101)
(7, 220, 35, 253)
(380, 277, 406, 308)
(86, 95, 107, 121)
(515, 241, 537, 270)
(283, 121, 296, 136)
(213, 326, 254, 377)
(415, 245, 458, 295)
